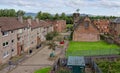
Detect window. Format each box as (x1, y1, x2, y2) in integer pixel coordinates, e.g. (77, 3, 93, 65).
(6, 42, 8, 45)
(2, 31, 8, 36)
(3, 43, 5, 46)
(11, 40, 14, 43)
(11, 49, 14, 52)
(3, 42, 9, 47)
(84, 22, 89, 28)
(3, 51, 9, 58)
(11, 31, 14, 33)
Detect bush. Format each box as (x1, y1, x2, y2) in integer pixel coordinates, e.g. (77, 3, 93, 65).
(46, 31, 59, 41)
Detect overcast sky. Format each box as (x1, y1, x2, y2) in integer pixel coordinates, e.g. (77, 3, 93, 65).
(0, 0, 120, 16)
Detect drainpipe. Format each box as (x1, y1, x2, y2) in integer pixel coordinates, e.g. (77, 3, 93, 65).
(28, 24, 30, 55)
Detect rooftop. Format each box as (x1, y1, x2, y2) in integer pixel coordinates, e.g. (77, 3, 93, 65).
(67, 56, 85, 66)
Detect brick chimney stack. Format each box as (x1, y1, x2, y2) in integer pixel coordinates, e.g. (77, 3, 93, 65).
(18, 16, 23, 23)
(27, 18, 32, 25)
(35, 18, 39, 24)
(73, 13, 80, 29)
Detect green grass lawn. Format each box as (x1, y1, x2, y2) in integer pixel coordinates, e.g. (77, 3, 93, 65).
(66, 41, 120, 56)
(34, 67, 51, 73)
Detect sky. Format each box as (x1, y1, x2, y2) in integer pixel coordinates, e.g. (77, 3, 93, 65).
(0, 0, 120, 16)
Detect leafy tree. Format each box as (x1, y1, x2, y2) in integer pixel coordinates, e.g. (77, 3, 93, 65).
(60, 12, 66, 20)
(46, 32, 54, 41)
(54, 13, 59, 20)
(48, 41, 57, 57)
(0, 9, 16, 17)
(45, 31, 58, 41)
(36, 11, 42, 19)
(17, 10, 25, 16)
(23, 16, 33, 19)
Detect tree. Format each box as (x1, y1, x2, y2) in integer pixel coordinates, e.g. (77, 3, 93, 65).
(48, 41, 57, 57)
(36, 11, 42, 19)
(23, 16, 33, 19)
(0, 9, 16, 17)
(60, 12, 66, 20)
(17, 10, 25, 16)
(54, 13, 59, 20)
(46, 32, 54, 41)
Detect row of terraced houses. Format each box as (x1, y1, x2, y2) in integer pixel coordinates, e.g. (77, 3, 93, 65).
(0, 16, 66, 64)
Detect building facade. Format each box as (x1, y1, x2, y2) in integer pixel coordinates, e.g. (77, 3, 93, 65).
(0, 17, 54, 64)
(93, 19, 109, 34)
(73, 13, 100, 42)
(109, 18, 120, 37)
(46, 20, 66, 32)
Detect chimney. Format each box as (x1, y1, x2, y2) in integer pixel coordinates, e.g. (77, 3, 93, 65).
(36, 18, 39, 24)
(27, 18, 32, 25)
(73, 13, 80, 29)
(18, 16, 23, 23)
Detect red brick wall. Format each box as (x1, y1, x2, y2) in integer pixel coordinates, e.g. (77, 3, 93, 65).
(73, 20, 100, 41)
(54, 20, 66, 32)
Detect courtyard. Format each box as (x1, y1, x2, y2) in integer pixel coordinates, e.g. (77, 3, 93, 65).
(66, 41, 120, 57)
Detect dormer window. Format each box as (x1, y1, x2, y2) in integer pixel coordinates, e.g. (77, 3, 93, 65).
(84, 22, 89, 28)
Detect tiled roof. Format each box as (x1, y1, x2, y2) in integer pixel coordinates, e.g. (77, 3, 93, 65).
(0, 17, 27, 32)
(30, 20, 52, 29)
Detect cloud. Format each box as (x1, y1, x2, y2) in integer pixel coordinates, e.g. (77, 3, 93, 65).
(64, 0, 120, 8)
(0, 0, 120, 16)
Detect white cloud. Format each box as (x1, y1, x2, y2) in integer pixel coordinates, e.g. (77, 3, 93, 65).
(0, 0, 120, 16)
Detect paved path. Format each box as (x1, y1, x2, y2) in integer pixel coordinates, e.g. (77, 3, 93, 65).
(0, 41, 68, 73)
(8, 46, 61, 73)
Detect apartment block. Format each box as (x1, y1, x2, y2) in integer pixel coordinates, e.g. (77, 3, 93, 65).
(0, 17, 54, 64)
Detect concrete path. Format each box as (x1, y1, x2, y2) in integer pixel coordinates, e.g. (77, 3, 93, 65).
(8, 46, 60, 73)
(0, 41, 68, 73)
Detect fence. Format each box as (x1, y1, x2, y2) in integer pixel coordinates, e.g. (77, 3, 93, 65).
(66, 48, 119, 57)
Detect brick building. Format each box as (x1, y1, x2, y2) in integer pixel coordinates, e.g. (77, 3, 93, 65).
(0, 17, 54, 64)
(0, 17, 27, 63)
(45, 20, 66, 32)
(93, 19, 110, 34)
(73, 13, 100, 41)
(109, 18, 120, 37)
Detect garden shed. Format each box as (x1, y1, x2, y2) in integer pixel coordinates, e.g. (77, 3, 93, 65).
(67, 56, 85, 73)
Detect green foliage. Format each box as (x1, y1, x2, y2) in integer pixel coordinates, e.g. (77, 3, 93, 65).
(36, 11, 53, 20)
(69, 31, 73, 41)
(97, 60, 120, 73)
(0, 9, 16, 17)
(67, 24, 73, 31)
(36, 11, 73, 24)
(54, 13, 59, 20)
(66, 41, 120, 56)
(89, 16, 117, 20)
(45, 31, 59, 41)
(48, 41, 57, 50)
(23, 16, 33, 19)
(17, 10, 25, 16)
(60, 12, 66, 20)
(34, 67, 51, 73)
(46, 32, 54, 41)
